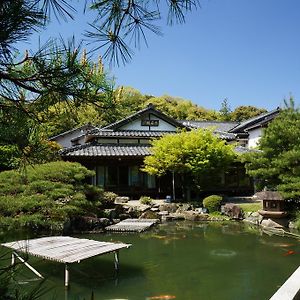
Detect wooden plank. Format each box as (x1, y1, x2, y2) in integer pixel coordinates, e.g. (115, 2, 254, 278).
(106, 218, 159, 232)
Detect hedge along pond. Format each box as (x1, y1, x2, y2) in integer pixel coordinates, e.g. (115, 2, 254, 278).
(1, 221, 299, 300)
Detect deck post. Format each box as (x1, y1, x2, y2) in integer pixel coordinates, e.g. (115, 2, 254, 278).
(65, 264, 69, 288)
(114, 251, 119, 272)
(13, 251, 44, 279)
(11, 252, 15, 266)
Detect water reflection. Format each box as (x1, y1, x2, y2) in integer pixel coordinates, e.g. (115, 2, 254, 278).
(1, 221, 299, 300)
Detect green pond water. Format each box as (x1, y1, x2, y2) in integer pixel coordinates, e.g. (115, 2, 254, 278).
(1, 221, 300, 300)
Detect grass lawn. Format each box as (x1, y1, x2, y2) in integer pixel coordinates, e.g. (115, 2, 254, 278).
(238, 202, 262, 212)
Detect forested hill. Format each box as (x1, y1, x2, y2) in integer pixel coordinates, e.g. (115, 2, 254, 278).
(44, 86, 267, 138)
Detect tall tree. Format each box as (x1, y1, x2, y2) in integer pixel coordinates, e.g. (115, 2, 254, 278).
(242, 98, 300, 200)
(231, 105, 267, 122)
(219, 98, 232, 121)
(143, 129, 235, 199)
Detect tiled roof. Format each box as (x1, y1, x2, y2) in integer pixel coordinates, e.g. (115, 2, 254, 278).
(214, 130, 236, 140)
(179, 120, 239, 132)
(88, 130, 174, 138)
(49, 124, 96, 140)
(234, 146, 260, 154)
(230, 108, 280, 133)
(60, 143, 253, 158)
(60, 143, 151, 157)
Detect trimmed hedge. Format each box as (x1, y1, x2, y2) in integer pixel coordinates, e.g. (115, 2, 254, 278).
(203, 195, 223, 213)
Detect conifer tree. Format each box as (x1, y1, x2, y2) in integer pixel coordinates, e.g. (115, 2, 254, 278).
(243, 98, 300, 200)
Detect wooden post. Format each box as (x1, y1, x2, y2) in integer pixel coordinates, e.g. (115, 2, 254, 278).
(114, 251, 119, 272)
(172, 171, 176, 201)
(11, 252, 15, 266)
(13, 251, 43, 278)
(65, 264, 69, 288)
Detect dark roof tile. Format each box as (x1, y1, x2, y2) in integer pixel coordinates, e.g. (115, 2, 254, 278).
(60, 143, 151, 157)
(179, 120, 239, 132)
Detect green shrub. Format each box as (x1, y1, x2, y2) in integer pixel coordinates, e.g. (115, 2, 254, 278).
(293, 212, 300, 230)
(83, 184, 103, 202)
(101, 192, 118, 208)
(139, 196, 153, 205)
(203, 195, 223, 213)
(26, 161, 95, 183)
(0, 161, 99, 232)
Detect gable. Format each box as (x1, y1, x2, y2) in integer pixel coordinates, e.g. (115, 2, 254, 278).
(103, 104, 185, 131)
(119, 112, 178, 131)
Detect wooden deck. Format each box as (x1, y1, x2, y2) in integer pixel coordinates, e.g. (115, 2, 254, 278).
(1, 236, 131, 287)
(106, 218, 159, 232)
(2, 236, 130, 263)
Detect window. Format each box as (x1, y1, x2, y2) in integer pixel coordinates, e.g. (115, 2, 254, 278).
(97, 138, 118, 144)
(119, 166, 129, 186)
(119, 138, 138, 144)
(147, 174, 156, 188)
(106, 166, 118, 186)
(139, 139, 151, 144)
(96, 166, 105, 187)
(129, 166, 140, 186)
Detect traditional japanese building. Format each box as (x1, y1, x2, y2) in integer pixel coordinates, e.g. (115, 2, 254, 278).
(56, 104, 278, 199)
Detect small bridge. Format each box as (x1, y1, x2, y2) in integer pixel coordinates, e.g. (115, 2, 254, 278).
(106, 218, 159, 232)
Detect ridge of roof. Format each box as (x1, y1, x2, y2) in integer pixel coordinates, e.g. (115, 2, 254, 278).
(49, 123, 96, 140)
(230, 108, 280, 133)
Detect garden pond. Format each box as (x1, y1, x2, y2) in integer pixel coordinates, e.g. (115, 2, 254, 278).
(1, 221, 300, 300)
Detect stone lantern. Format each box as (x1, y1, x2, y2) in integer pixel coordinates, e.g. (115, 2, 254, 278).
(257, 191, 287, 218)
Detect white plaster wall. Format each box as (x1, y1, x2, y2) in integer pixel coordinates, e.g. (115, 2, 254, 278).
(53, 130, 85, 148)
(120, 114, 177, 131)
(248, 128, 262, 148)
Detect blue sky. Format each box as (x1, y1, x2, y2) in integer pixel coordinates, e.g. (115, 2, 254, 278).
(16, 0, 300, 111)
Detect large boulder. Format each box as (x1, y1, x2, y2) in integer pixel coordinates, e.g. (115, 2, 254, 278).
(261, 217, 289, 228)
(159, 203, 178, 213)
(176, 203, 192, 214)
(261, 218, 284, 228)
(222, 203, 244, 220)
(183, 211, 209, 221)
(71, 216, 109, 232)
(115, 196, 130, 204)
(139, 210, 159, 219)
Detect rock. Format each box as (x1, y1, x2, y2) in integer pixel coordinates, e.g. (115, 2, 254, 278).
(150, 207, 159, 212)
(159, 203, 178, 213)
(250, 212, 260, 218)
(135, 204, 151, 212)
(126, 206, 140, 218)
(261, 218, 284, 228)
(115, 196, 130, 204)
(161, 215, 174, 222)
(139, 210, 159, 219)
(176, 203, 192, 214)
(289, 221, 297, 229)
(169, 213, 185, 220)
(244, 214, 261, 225)
(118, 213, 131, 220)
(182, 211, 209, 221)
(71, 216, 107, 231)
(158, 211, 169, 216)
(98, 218, 111, 226)
(104, 208, 118, 219)
(222, 203, 244, 220)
